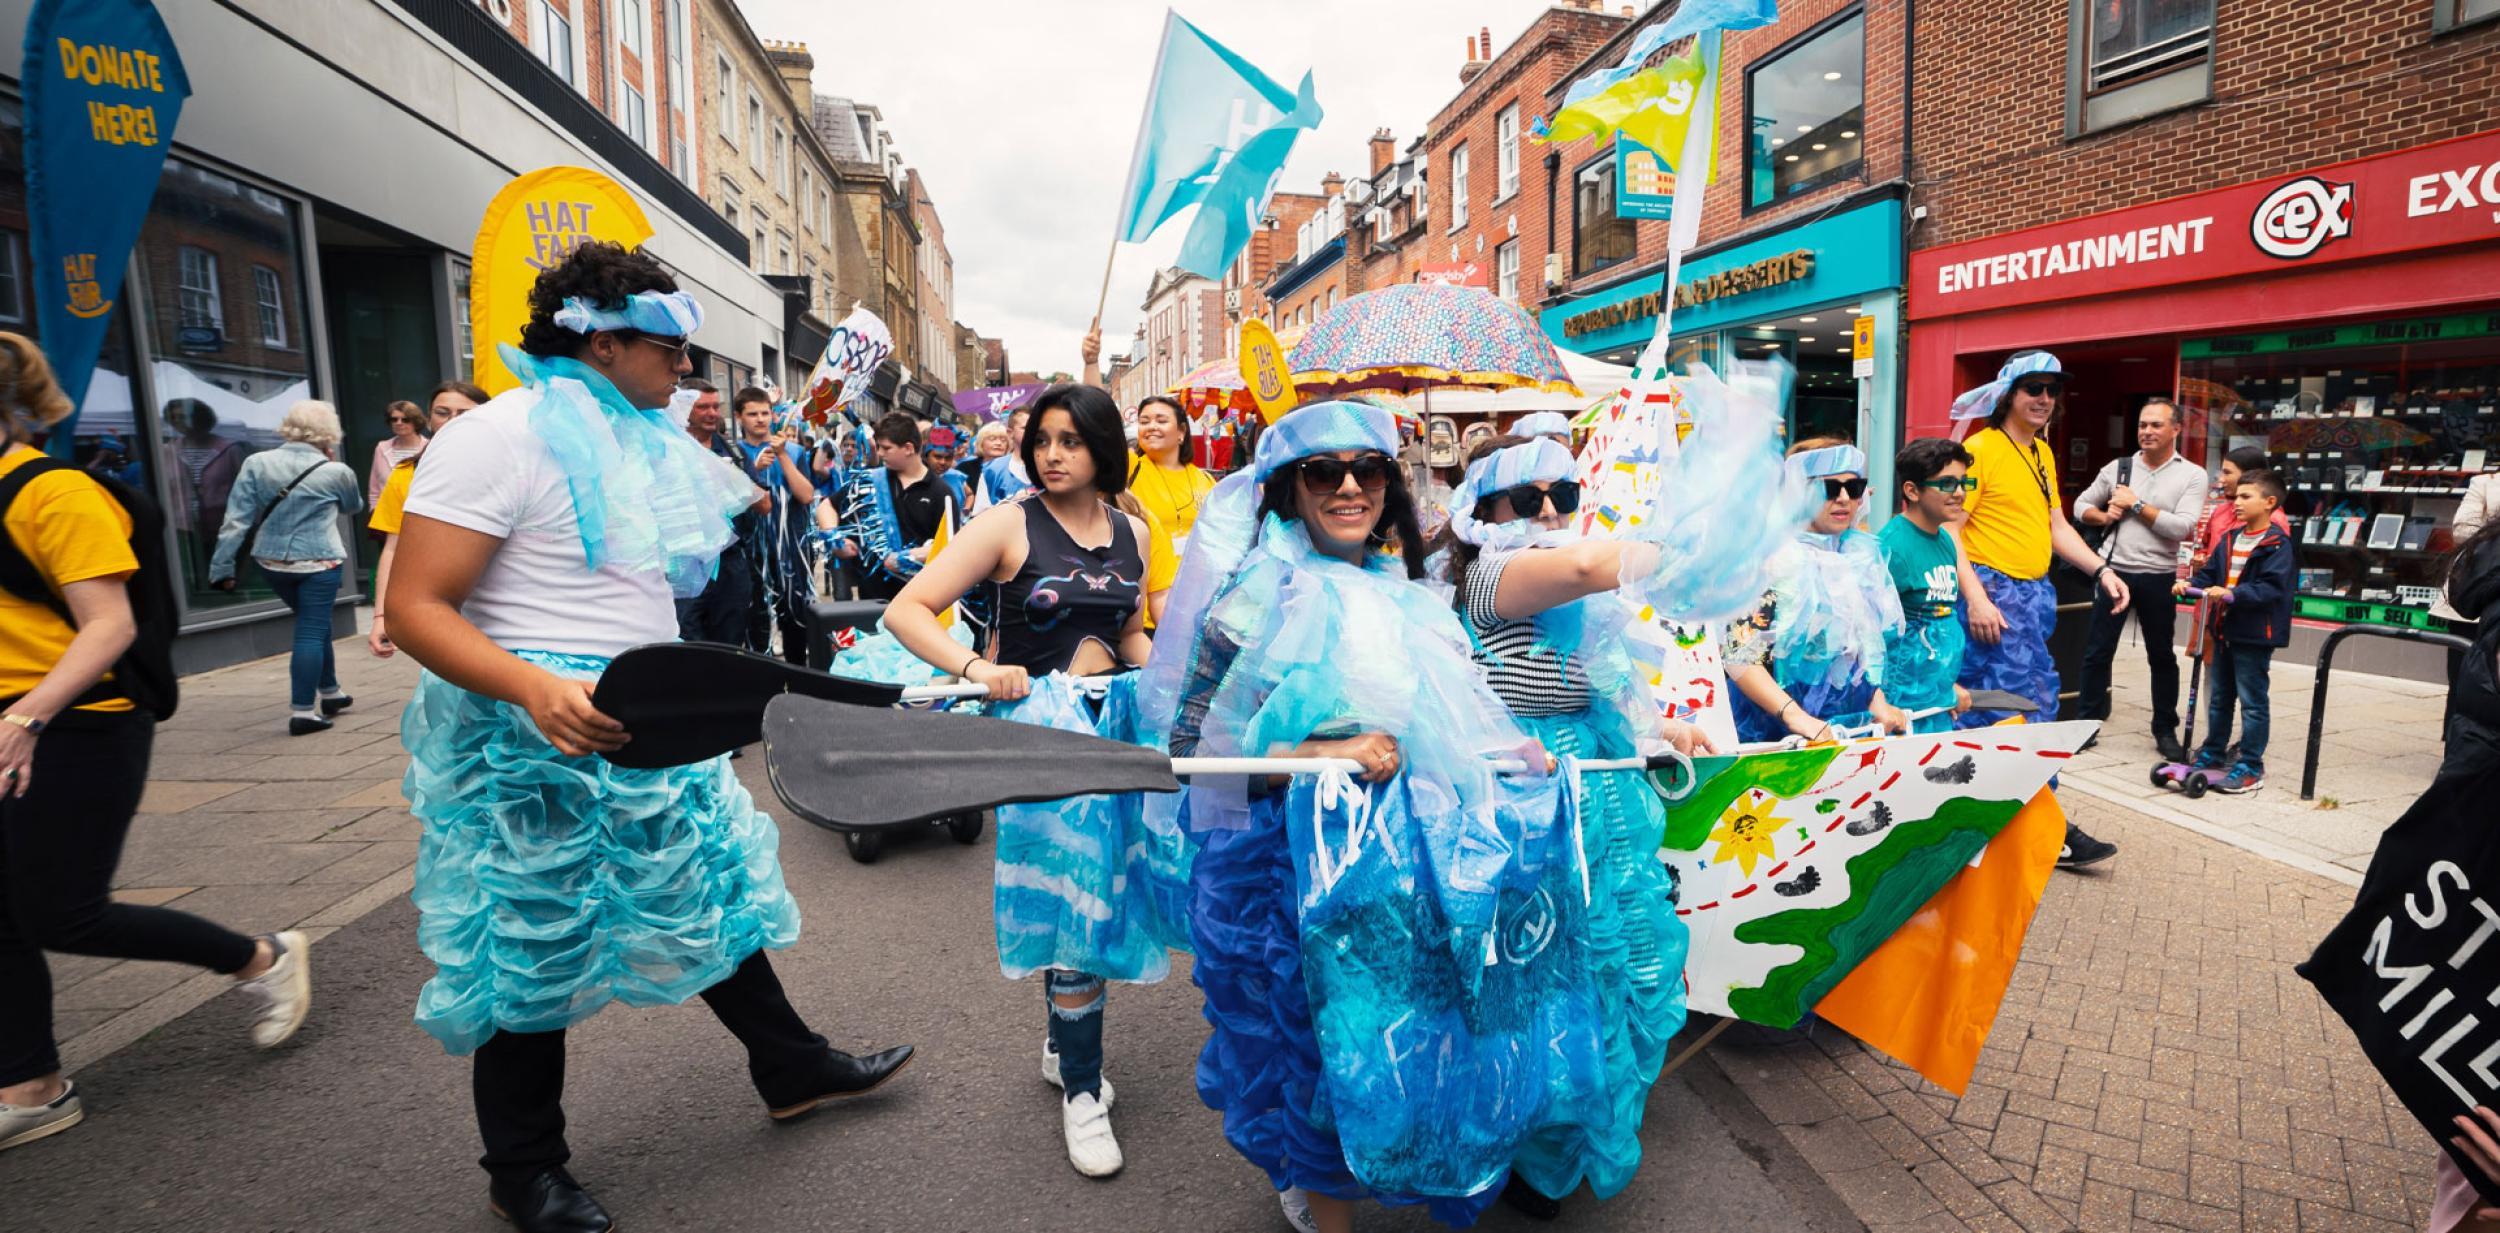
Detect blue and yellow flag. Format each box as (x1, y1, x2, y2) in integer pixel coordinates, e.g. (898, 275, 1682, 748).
(22, 0, 189, 453)
(1113, 11, 1322, 281)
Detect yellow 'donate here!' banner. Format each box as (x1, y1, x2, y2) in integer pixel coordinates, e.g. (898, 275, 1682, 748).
(470, 167, 657, 395)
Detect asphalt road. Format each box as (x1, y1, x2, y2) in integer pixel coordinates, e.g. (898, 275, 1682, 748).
(6, 760, 1865, 1233)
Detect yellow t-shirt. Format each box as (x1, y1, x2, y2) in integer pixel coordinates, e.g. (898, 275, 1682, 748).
(369, 457, 415, 536)
(1961, 427, 2059, 580)
(1140, 506, 1178, 596)
(0, 445, 137, 712)
(1127, 454, 1215, 545)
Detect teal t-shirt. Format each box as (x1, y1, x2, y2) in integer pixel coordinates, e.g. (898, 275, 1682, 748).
(1878, 517, 1960, 621)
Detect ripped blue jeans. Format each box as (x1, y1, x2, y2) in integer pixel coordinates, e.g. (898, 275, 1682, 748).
(1044, 969, 1104, 1100)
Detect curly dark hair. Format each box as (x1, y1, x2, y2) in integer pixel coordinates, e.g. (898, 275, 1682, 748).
(517, 241, 680, 359)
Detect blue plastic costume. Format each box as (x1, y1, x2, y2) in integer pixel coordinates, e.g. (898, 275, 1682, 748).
(1878, 519, 1967, 735)
(1443, 372, 1806, 1200)
(1137, 403, 1622, 1222)
(1723, 445, 1907, 743)
(407, 300, 795, 1056)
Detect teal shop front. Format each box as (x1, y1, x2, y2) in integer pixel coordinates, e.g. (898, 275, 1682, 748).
(1541, 196, 1906, 517)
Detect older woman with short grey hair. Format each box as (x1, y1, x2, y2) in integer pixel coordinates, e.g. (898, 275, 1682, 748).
(211, 400, 366, 733)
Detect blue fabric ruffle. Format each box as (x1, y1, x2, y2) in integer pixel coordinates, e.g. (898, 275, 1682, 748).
(1767, 529, 1905, 696)
(829, 617, 972, 686)
(1509, 712, 1689, 1202)
(992, 674, 1195, 983)
(1888, 611, 1968, 728)
(404, 650, 801, 1055)
(1957, 566, 2058, 726)
(1189, 791, 1505, 1227)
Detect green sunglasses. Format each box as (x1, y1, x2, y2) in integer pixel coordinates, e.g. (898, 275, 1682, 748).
(1917, 477, 1974, 494)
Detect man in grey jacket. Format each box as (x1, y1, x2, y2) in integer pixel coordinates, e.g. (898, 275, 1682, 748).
(2075, 398, 2207, 761)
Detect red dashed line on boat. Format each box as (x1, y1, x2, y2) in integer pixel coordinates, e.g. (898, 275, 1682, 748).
(1954, 741, 1984, 750)
(1917, 745, 1942, 766)
(1765, 861, 1789, 878)
(2039, 750, 2073, 759)
(1826, 818, 1845, 832)
(1730, 885, 1757, 899)
(1996, 744, 2022, 752)
(1880, 772, 1900, 790)
(1849, 792, 1871, 809)
(1693, 901, 1719, 912)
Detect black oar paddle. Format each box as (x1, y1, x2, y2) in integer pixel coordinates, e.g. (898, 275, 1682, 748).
(1964, 689, 2040, 715)
(758, 693, 1705, 831)
(591, 642, 907, 770)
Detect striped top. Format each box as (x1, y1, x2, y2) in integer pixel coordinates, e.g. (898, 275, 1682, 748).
(1464, 548, 1594, 717)
(2226, 536, 2256, 586)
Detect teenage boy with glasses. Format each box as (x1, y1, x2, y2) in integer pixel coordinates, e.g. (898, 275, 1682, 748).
(1880, 438, 1979, 734)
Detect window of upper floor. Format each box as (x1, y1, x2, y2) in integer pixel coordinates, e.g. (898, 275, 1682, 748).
(2066, 0, 2215, 137)
(1746, 9, 1865, 210)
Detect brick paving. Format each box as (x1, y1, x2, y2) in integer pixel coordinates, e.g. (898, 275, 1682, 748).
(1705, 789, 2441, 1232)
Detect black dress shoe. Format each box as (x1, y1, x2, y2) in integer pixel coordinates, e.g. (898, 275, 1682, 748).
(319, 693, 354, 716)
(488, 1167, 613, 1233)
(288, 715, 334, 736)
(768, 1044, 916, 1120)
(2154, 730, 2189, 763)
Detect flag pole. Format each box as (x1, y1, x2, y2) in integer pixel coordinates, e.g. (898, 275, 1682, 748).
(1612, 32, 1723, 460)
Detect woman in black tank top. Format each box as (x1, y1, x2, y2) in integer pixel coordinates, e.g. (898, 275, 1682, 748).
(884, 384, 1151, 1180)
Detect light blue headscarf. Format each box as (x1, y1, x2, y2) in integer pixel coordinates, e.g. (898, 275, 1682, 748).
(1949, 350, 2063, 422)
(551, 290, 703, 337)
(1786, 443, 1868, 486)
(1512, 411, 1572, 440)
(1447, 437, 1578, 552)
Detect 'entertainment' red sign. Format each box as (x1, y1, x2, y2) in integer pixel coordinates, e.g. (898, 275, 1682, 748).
(1907, 127, 2500, 321)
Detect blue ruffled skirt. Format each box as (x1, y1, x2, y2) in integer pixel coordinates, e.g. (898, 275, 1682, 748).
(1957, 566, 2057, 727)
(1729, 675, 1879, 744)
(1188, 792, 1505, 1227)
(404, 651, 802, 1055)
(1889, 613, 1967, 734)
(1509, 712, 1688, 1201)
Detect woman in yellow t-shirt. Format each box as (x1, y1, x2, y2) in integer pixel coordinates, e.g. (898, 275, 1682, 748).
(1127, 395, 1215, 556)
(0, 334, 310, 1147)
(367, 379, 487, 657)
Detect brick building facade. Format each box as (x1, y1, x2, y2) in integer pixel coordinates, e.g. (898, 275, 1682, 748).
(1346, 130, 1431, 295)
(1263, 175, 1349, 332)
(1219, 190, 1326, 354)
(1134, 266, 1224, 401)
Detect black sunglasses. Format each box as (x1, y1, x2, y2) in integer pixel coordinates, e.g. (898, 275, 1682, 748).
(2016, 379, 2062, 398)
(1822, 477, 1869, 500)
(1294, 454, 1396, 495)
(1482, 481, 1581, 520)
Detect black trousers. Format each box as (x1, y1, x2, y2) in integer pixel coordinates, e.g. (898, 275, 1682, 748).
(0, 713, 258, 1085)
(470, 951, 833, 1185)
(675, 549, 757, 646)
(2076, 568, 2183, 733)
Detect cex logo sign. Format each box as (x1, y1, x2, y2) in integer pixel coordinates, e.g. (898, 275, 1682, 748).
(2250, 176, 2354, 259)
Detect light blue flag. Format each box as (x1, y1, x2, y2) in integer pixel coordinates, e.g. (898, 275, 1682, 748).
(1560, 0, 1776, 107)
(1114, 11, 1322, 281)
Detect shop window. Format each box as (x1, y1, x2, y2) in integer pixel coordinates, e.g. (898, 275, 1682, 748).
(2437, 0, 2500, 29)
(136, 158, 318, 613)
(1495, 240, 1519, 302)
(2181, 314, 2500, 624)
(2066, 0, 2213, 135)
(0, 232, 24, 325)
(535, 2, 574, 86)
(1449, 142, 1470, 230)
(1573, 155, 1638, 277)
(1496, 105, 1520, 202)
(251, 265, 287, 349)
(177, 246, 223, 334)
(1746, 11, 1865, 210)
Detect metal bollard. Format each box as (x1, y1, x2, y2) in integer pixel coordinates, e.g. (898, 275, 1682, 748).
(2298, 623, 2474, 800)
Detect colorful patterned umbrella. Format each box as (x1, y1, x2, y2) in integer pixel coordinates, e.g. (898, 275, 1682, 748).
(1287, 284, 1579, 397)
(1167, 326, 1308, 414)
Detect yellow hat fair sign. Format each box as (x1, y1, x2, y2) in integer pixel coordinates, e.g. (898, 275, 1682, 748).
(469, 167, 657, 394)
(1238, 318, 1299, 424)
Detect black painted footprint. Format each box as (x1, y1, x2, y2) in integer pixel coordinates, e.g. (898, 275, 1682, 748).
(1772, 867, 1822, 897)
(1845, 801, 1894, 837)
(1923, 755, 1977, 785)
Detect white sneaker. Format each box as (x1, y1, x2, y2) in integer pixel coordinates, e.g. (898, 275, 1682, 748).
(1061, 1090, 1123, 1177)
(1040, 1042, 1114, 1110)
(1277, 1187, 1322, 1233)
(240, 930, 312, 1047)
(0, 1081, 83, 1152)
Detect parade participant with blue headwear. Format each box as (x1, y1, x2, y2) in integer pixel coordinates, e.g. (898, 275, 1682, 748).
(384, 242, 914, 1233)
(883, 382, 1160, 1182)
(1440, 364, 1809, 1215)
(1949, 349, 2130, 868)
(1137, 400, 1619, 1233)
(1879, 437, 1982, 735)
(1723, 440, 1912, 744)
(1509, 410, 1573, 444)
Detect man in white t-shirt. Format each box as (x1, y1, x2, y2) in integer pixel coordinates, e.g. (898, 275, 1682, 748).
(388, 242, 914, 1233)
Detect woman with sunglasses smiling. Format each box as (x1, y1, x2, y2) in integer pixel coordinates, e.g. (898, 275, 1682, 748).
(1722, 441, 1911, 744)
(1140, 401, 1593, 1233)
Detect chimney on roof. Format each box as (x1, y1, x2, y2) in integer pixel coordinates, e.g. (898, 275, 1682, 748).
(765, 40, 815, 112)
(1368, 128, 1396, 177)
(1321, 171, 1344, 198)
(1460, 32, 1489, 85)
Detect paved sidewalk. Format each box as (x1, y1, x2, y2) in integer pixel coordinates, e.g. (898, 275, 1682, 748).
(51, 637, 424, 1075)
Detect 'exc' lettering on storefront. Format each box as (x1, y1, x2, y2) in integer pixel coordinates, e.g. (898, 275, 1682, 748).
(2408, 158, 2500, 221)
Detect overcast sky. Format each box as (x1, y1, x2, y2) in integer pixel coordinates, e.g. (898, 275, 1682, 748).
(743, 0, 1574, 380)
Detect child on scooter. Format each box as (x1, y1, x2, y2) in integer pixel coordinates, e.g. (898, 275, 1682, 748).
(2172, 469, 2296, 794)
